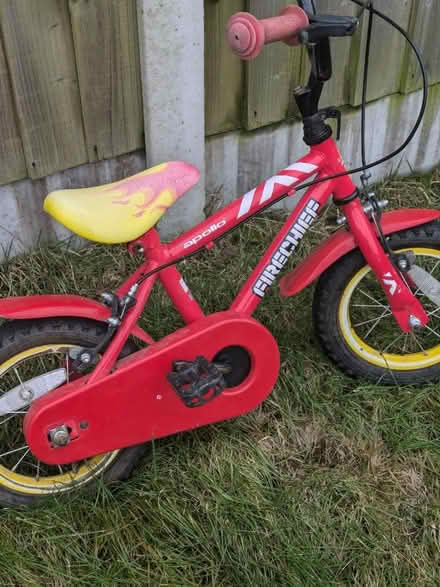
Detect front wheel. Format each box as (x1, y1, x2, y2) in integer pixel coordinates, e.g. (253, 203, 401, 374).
(313, 222, 440, 385)
(0, 317, 148, 506)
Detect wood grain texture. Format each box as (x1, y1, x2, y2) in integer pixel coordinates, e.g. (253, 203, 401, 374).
(401, 0, 440, 94)
(204, 0, 245, 135)
(0, 35, 26, 185)
(69, 0, 144, 161)
(299, 0, 358, 110)
(1, 0, 87, 179)
(349, 0, 412, 106)
(245, 0, 303, 130)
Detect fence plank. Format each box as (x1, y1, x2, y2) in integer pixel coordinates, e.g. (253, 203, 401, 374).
(69, 0, 144, 161)
(401, 0, 440, 94)
(204, 0, 245, 135)
(0, 36, 26, 185)
(245, 0, 302, 130)
(306, 0, 358, 109)
(1, 0, 87, 179)
(349, 0, 412, 106)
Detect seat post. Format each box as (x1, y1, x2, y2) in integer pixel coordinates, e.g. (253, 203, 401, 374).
(130, 228, 166, 264)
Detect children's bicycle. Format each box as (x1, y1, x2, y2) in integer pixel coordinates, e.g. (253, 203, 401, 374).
(0, 0, 438, 505)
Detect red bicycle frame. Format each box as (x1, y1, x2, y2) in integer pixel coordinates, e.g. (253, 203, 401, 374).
(7, 0, 440, 475)
(73, 135, 428, 387)
(20, 134, 440, 464)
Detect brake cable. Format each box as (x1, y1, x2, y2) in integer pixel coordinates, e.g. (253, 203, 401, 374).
(357, 0, 394, 256)
(360, 0, 374, 180)
(133, 0, 429, 285)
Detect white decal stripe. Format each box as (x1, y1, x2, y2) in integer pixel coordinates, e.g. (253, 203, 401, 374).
(179, 278, 189, 293)
(237, 188, 256, 218)
(260, 176, 296, 204)
(286, 162, 317, 173)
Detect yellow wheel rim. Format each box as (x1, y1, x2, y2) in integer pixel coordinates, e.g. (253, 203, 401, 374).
(0, 344, 119, 495)
(338, 248, 440, 371)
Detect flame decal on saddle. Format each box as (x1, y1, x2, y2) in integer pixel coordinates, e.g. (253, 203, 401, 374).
(253, 200, 320, 298)
(107, 164, 175, 218)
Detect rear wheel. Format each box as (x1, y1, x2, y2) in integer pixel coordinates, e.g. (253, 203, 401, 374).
(0, 317, 148, 506)
(313, 223, 440, 384)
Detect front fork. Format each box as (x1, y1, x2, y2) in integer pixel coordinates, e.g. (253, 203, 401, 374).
(344, 197, 428, 333)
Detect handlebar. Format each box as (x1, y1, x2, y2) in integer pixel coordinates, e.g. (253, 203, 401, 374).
(297, 0, 317, 16)
(227, 5, 309, 60)
(300, 15, 358, 44)
(227, 4, 358, 62)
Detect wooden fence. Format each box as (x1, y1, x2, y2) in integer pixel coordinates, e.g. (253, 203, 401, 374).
(0, 0, 439, 188)
(0, 0, 143, 185)
(204, 0, 440, 133)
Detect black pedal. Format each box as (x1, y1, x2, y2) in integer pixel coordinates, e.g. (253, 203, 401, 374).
(168, 356, 227, 408)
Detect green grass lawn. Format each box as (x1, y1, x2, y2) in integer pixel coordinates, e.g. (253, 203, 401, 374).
(0, 171, 440, 585)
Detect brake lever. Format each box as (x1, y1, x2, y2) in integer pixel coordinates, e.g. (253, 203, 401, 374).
(299, 16, 359, 44)
(297, 0, 317, 16)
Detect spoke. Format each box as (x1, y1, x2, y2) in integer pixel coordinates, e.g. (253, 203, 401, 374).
(410, 332, 428, 356)
(428, 306, 440, 318)
(58, 465, 64, 475)
(402, 333, 409, 354)
(414, 260, 440, 296)
(0, 445, 28, 459)
(381, 331, 406, 354)
(11, 448, 30, 472)
(36, 460, 40, 482)
(422, 324, 440, 340)
(14, 368, 24, 387)
(0, 412, 27, 426)
(429, 260, 440, 277)
(353, 311, 393, 329)
(358, 289, 389, 311)
(364, 309, 392, 339)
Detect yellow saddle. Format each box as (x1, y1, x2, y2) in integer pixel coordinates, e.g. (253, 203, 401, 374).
(44, 162, 200, 244)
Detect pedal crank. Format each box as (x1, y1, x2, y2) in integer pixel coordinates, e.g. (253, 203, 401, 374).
(168, 356, 230, 408)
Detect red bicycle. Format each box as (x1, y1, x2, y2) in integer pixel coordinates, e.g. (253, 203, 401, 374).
(0, 1, 438, 505)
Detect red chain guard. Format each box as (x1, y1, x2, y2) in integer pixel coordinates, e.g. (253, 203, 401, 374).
(24, 312, 280, 465)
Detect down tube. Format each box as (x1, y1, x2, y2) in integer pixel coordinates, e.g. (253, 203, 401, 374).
(230, 180, 335, 316)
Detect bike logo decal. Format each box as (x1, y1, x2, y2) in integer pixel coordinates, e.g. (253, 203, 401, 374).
(237, 163, 318, 219)
(183, 220, 227, 249)
(383, 273, 398, 296)
(253, 199, 320, 298)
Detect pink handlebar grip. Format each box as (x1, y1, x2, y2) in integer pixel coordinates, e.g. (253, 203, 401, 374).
(227, 5, 309, 61)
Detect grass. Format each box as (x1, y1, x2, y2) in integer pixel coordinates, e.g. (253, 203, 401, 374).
(0, 170, 440, 585)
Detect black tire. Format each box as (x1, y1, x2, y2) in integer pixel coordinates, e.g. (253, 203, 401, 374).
(0, 317, 148, 506)
(313, 222, 440, 385)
